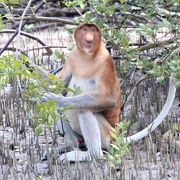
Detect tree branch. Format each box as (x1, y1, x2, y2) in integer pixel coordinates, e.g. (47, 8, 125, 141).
(25, 45, 67, 52)
(138, 37, 178, 51)
(4, 15, 78, 25)
(121, 75, 151, 111)
(0, 1, 45, 55)
(157, 7, 180, 17)
(163, 46, 180, 62)
(0, 29, 52, 55)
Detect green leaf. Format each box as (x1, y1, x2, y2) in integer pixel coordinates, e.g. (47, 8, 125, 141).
(156, 76, 165, 83)
(111, 144, 120, 151)
(35, 127, 43, 135)
(2, 0, 19, 4)
(132, 121, 140, 127)
(0, 15, 5, 30)
(48, 73, 57, 79)
(25, 24, 34, 30)
(48, 117, 54, 125)
(175, 81, 180, 87)
(119, 0, 124, 3)
(80, 2, 86, 9)
(109, 131, 117, 140)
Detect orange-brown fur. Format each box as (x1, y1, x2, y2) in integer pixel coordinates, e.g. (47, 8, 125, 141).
(57, 22, 121, 139)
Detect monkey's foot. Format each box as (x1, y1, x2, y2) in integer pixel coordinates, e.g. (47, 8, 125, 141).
(42, 146, 73, 161)
(59, 150, 103, 162)
(59, 150, 91, 162)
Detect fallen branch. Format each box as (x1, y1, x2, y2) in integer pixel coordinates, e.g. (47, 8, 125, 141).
(26, 163, 42, 180)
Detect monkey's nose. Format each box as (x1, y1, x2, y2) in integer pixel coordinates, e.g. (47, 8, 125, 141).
(85, 33, 94, 43)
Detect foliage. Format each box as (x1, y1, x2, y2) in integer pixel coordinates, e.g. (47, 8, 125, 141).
(64, 0, 180, 86)
(0, 53, 66, 134)
(0, 0, 19, 4)
(62, 0, 179, 165)
(105, 121, 130, 168)
(0, 14, 5, 30)
(0, 54, 32, 87)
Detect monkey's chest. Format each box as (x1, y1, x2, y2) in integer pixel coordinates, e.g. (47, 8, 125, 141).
(67, 76, 96, 96)
(66, 76, 96, 133)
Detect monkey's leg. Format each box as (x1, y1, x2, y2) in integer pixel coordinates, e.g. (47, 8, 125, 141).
(56, 113, 87, 149)
(95, 113, 112, 150)
(43, 116, 85, 160)
(79, 111, 103, 157)
(59, 111, 103, 162)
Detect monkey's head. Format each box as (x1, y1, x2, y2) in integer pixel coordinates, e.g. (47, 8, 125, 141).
(74, 23, 102, 54)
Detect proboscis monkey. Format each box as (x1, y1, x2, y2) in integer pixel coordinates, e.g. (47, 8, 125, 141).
(42, 23, 121, 162)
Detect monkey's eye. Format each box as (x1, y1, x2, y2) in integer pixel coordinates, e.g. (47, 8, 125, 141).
(82, 26, 88, 31)
(91, 27, 97, 32)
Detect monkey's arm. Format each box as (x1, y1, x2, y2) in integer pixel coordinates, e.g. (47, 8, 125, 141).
(42, 91, 116, 111)
(56, 58, 72, 86)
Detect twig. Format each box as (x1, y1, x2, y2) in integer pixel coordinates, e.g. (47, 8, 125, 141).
(26, 163, 42, 180)
(74, 7, 83, 16)
(0, 29, 52, 55)
(163, 46, 180, 62)
(138, 37, 178, 51)
(157, 7, 180, 17)
(16, 0, 33, 52)
(0, 1, 45, 55)
(121, 75, 151, 110)
(0, 47, 27, 55)
(4, 15, 78, 25)
(0, 2, 14, 22)
(25, 45, 67, 52)
(122, 45, 179, 110)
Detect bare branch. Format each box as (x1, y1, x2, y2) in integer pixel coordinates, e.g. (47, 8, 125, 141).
(0, 47, 27, 55)
(4, 15, 78, 25)
(0, 1, 45, 55)
(16, 0, 33, 47)
(138, 37, 178, 51)
(121, 75, 151, 111)
(0, 29, 52, 55)
(157, 7, 180, 17)
(25, 45, 67, 52)
(163, 46, 180, 62)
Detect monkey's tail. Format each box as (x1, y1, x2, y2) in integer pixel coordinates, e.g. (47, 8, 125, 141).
(124, 76, 176, 143)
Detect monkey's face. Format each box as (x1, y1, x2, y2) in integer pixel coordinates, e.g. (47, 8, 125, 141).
(74, 23, 102, 54)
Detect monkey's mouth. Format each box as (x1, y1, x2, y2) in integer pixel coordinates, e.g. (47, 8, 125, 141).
(83, 42, 94, 50)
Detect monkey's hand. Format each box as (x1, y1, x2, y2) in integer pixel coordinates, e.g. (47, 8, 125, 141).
(42, 92, 65, 104)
